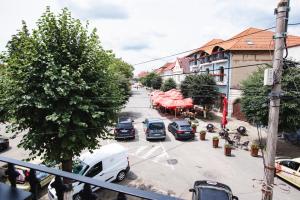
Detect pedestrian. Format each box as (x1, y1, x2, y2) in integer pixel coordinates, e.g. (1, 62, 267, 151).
(5, 163, 20, 188)
(50, 176, 70, 200)
(78, 183, 97, 200)
(25, 169, 39, 200)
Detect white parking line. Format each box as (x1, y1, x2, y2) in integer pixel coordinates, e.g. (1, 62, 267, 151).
(134, 146, 148, 156)
(159, 142, 175, 170)
(142, 145, 161, 159)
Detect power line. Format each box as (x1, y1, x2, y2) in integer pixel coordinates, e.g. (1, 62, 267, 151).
(133, 22, 300, 66)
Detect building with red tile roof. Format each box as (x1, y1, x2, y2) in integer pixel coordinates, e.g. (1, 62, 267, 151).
(186, 27, 300, 119)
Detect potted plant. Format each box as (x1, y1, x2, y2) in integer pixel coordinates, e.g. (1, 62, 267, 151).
(250, 143, 259, 157)
(212, 136, 219, 148)
(224, 144, 232, 156)
(192, 124, 197, 133)
(200, 130, 206, 140)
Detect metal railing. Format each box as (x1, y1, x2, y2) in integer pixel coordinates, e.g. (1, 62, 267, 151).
(0, 156, 179, 200)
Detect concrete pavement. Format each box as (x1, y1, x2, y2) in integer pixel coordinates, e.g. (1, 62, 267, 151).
(107, 88, 300, 200)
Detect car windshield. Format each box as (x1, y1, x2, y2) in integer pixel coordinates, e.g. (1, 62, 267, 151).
(149, 123, 164, 130)
(199, 188, 230, 200)
(117, 122, 132, 129)
(180, 125, 191, 130)
(72, 159, 89, 175)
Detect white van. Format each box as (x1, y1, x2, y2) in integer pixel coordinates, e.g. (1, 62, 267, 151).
(48, 143, 130, 200)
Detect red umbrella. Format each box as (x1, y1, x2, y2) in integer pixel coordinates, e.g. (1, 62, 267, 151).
(221, 96, 228, 128)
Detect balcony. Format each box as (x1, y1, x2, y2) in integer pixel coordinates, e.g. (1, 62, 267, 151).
(0, 156, 177, 200)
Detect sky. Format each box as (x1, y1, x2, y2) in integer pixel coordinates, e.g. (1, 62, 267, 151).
(1, 0, 300, 75)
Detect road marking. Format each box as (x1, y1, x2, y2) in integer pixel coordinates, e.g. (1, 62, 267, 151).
(152, 151, 168, 163)
(142, 146, 161, 159)
(159, 142, 175, 170)
(133, 146, 148, 156)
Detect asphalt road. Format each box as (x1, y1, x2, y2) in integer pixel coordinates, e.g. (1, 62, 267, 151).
(103, 88, 300, 200)
(1, 88, 299, 200)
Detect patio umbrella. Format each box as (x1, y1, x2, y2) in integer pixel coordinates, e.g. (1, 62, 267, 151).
(221, 96, 228, 128)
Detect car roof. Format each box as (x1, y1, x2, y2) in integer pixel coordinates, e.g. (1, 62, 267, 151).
(146, 118, 164, 123)
(174, 120, 190, 126)
(118, 117, 133, 123)
(80, 143, 127, 166)
(194, 180, 232, 192)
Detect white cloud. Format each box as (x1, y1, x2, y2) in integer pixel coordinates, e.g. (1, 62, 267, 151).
(0, 0, 300, 75)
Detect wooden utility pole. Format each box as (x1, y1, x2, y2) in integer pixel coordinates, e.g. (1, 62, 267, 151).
(262, 1, 289, 200)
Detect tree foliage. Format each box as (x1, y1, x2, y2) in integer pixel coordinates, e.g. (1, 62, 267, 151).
(241, 66, 300, 133)
(0, 8, 129, 171)
(161, 78, 177, 92)
(140, 72, 162, 89)
(180, 74, 218, 107)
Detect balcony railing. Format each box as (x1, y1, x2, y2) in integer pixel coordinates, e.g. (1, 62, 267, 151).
(0, 156, 178, 200)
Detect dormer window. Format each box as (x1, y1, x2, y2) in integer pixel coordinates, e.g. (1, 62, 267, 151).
(245, 39, 254, 45)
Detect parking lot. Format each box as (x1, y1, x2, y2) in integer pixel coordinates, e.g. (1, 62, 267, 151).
(103, 88, 300, 200)
(1, 87, 299, 200)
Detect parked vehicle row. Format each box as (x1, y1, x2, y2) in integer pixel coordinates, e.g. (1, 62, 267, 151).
(114, 117, 195, 141)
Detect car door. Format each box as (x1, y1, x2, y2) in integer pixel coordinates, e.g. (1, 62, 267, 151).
(279, 160, 297, 184)
(289, 161, 300, 186)
(168, 122, 174, 133)
(85, 161, 104, 180)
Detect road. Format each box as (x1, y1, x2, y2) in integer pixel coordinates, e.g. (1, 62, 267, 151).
(103, 88, 300, 200)
(1, 88, 299, 200)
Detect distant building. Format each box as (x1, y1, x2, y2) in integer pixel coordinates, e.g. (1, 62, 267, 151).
(186, 27, 300, 118)
(137, 71, 149, 78)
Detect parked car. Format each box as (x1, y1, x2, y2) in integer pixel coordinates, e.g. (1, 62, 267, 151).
(0, 135, 9, 151)
(1, 160, 55, 191)
(168, 120, 194, 140)
(143, 118, 166, 141)
(189, 180, 239, 200)
(114, 117, 135, 139)
(275, 157, 300, 188)
(48, 143, 130, 200)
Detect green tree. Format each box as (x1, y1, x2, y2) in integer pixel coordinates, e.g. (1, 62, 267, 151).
(181, 74, 218, 117)
(0, 8, 124, 174)
(241, 66, 300, 133)
(161, 78, 177, 91)
(151, 76, 162, 89)
(108, 56, 134, 103)
(140, 72, 162, 89)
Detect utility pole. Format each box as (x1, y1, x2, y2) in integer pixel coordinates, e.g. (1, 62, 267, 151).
(262, 1, 290, 200)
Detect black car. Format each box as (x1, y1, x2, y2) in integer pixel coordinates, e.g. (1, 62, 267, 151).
(168, 120, 194, 140)
(114, 118, 135, 139)
(0, 135, 9, 151)
(189, 180, 238, 200)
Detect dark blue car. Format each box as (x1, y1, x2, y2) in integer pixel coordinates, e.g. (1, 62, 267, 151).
(189, 180, 238, 200)
(283, 131, 300, 145)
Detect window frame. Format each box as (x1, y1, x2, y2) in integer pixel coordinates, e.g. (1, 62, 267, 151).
(85, 161, 103, 178)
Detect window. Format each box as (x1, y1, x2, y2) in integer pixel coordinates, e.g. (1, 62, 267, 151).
(219, 67, 224, 82)
(281, 161, 300, 171)
(194, 54, 197, 65)
(85, 162, 103, 177)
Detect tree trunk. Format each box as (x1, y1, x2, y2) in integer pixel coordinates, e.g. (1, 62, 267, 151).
(62, 158, 72, 184)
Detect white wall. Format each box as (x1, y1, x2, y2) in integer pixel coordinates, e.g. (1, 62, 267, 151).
(287, 46, 300, 61)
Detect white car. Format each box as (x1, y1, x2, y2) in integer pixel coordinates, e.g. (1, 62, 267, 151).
(275, 157, 300, 188)
(48, 143, 130, 200)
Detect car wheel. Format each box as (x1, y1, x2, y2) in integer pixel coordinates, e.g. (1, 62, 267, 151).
(116, 170, 126, 182)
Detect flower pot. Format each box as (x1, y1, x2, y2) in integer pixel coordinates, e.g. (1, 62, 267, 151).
(212, 139, 219, 148)
(251, 147, 259, 157)
(200, 132, 206, 140)
(224, 146, 232, 156)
